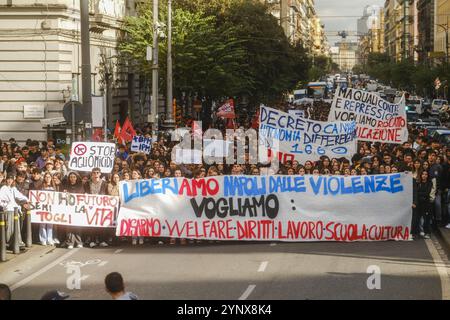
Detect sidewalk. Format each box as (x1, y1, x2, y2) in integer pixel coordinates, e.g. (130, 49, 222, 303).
(0, 244, 56, 272)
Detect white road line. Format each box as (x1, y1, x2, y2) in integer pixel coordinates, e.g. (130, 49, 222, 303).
(425, 238, 450, 300)
(114, 249, 123, 254)
(239, 285, 256, 300)
(10, 248, 81, 291)
(270, 243, 277, 247)
(258, 261, 268, 272)
(98, 261, 108, 267)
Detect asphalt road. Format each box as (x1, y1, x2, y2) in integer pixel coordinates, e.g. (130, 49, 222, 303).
(1, 237, 450, 300)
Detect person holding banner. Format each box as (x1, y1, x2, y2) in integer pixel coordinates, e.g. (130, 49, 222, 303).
(84, 168, 109, 248)
(0, 174, 29, 249)
(37, 172, 57, 246)
(62, 172, 84, 249)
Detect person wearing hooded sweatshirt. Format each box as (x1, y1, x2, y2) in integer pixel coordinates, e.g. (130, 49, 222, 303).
(62, 172, 85, 249)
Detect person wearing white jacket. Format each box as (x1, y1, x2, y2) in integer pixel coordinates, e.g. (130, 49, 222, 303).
(0, 174, 29, 248)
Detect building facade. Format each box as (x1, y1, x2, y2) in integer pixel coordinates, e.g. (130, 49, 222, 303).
(263, 0, 329, 55)
(418, 0, 435, 63)
(0, 0, 150, 143)
(434, 0, 449, 61)
(384, 0, 419, 62)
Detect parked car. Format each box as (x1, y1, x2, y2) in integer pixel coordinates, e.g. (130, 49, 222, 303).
(432, 130, 450, 147)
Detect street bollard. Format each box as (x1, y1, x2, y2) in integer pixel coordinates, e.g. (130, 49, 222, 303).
(26, 210, 32, 248)
(0, 211, 6, 262)
(12, 208, 20, 254)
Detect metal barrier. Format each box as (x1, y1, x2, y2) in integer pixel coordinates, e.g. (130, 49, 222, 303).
(0, 210, 6, 262)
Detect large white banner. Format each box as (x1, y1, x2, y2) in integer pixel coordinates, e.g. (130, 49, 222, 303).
(329, 87, 408, 144)
(29, 190, 119, 228)
(69, 142, 116, 173)
(259, 105, 357, 164)
(116, 173, 413, 242)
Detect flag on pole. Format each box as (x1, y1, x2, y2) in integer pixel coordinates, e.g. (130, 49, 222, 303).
(92, 128, 104, 142)
(120, 117, 137, 143)
(114, 120, 122, 144)
(217, 99, 236, 119)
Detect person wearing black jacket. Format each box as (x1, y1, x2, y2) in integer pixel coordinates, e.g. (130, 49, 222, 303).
(414, 170, 436, 239)
(62, 172, 84, 249)
(84, 168, 109, 248)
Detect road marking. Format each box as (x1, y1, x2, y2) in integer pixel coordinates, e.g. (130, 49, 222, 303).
(239, 285, 256, 300)
(10, 248, 81, 291)
(270, 243, 277, 247)
(114, 249, 123, 254)
(98, 261, 108, 267)
(258, 261, 268, 272)
(425, 238, 450, 300)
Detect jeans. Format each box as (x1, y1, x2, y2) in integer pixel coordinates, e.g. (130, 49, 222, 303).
(39, 224, 53, 244)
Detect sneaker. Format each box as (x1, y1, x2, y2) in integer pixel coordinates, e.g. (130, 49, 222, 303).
(132, 238, 137, 245)
(424, 234, 431, 239)
(76, 244, 83, 248)
(67, 245, 74, 249)
(89, 242, 97, 248)
(158, 241, 164, 245)
(445, 224, 450, 229)
(47, 241, 54, 246)
(420, 232, 425, 237)
(139, 238, 144, 245)
(19, 241, 26, 247)
(53, 238, 60, 245)
(99, 241, 109, 247)
(40, 241, 47, 246)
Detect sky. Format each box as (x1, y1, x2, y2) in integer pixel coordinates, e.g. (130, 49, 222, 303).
(315, 0, 385, 46)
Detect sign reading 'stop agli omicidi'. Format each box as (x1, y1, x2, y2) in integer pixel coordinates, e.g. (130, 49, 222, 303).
(69, 142, 116, 173)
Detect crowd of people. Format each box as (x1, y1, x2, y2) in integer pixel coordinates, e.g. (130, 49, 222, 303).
(0, 101, 449, 249)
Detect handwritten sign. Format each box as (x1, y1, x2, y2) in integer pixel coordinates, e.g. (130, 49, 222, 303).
(116, 173, 412, 241)
(131, 136, 152, 154)
(29, 190, 119, 227)
(259, 105, 357, 164)
(69, 142, 116, 173)
(329, 87, 408, 144)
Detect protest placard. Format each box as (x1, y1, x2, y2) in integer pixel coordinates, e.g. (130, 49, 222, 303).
(329, 87, 408, 144)
(259, 105, 357, 164)
(29, 190, 119, 227)
(68, 142, 116, 173)
(131, 135, 152, 154)
(116, 173, 412, 242)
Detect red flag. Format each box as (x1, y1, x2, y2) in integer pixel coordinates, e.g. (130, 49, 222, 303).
(92, 128, 103, 142)
(120, 117, 137, 143)
(114, 120, 122, 144)
(217, 99, 236, 119)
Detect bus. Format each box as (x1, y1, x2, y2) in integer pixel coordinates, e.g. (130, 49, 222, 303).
(307, 82, 329, 100)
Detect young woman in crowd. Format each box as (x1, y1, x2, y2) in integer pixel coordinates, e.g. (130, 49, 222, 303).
(62, 172, 84, 249)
